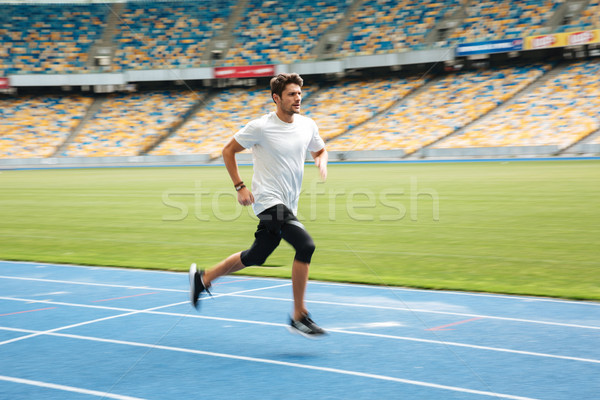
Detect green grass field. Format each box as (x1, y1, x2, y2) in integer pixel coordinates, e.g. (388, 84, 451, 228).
(1, 160, 598, 300)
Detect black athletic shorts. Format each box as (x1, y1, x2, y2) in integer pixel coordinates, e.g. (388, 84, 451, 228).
(240, 204, 315, 266)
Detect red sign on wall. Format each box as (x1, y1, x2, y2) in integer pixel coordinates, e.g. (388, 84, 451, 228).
(567, 30, 598, 46)
(529, 35, 557, 49)
(0, 77, 10, 89)
(213, 65, 275, 79)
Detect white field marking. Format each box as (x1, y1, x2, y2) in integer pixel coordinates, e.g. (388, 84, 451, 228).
(329, 322, 405, 330)
(1, 297, 599, 365)
(0, 375, 146, 400)
(0, 283, 290, 347)
(3, 260, 599, 307)
(0, 303, 182, 346)
(0, 289, 288, 330)
(0, 275, 187, 293)
(0, 327, 540, 400)
(325, 328, 600, 365)
(1, 272, 598, 329)
(28, 291, 69, 297)
(6, 260, 203, 277)
(308, 281, 600, 307)
(3, 259, 599, 308)
(0, 275, 287, 296)
(0, 297, 286, 328)
(363, 321, 403, 328)
(2, 271, 599, 317)
(229, 294, 600, 330)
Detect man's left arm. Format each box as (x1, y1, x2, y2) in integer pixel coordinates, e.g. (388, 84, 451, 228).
(311, 148, 328, 182)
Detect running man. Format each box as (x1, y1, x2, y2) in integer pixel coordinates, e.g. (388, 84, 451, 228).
(189, 73, 328, 338)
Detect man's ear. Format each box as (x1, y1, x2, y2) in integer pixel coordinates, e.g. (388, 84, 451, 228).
(272, 93, 279, 105)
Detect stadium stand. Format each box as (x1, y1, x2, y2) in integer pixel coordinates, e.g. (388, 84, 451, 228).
(326, 65, 550, 154)
(446, 0, 564, 44)
(339, 0, 462, 56)
(557, 0, 600, 32)
(0, 4, 107, 75)
(0, 95, 93, 159)
(112, 0, 234, 70)
(434, 60, 600, 149)
(224, 0, 349, 65)
(0, 1, 598, 162)
(151, 84, 321, 157)
(61, 91, 198, 157)
(580, 0, 600, 28)
(150, 87, 273, 157)
(303, 77, 424, 141)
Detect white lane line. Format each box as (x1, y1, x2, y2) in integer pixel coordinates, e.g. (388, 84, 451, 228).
(3, 264, 600, 308)
(0, 302, 184, 346)
(0, 327, 540, 400)
(1, 297, 598, 364)
(0, 283, 290, 347)
(0, 275, 187, 293)
(229, 294, 600, 330)
(326, 329, 600, 365)
(0, 375, 146, 400)
(2, 275, 599, 329)
(309, 281, 600, 307)
(0, 275, 290, 294)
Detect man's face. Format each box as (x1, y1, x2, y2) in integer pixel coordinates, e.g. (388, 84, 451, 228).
(275, 83, 302, 115)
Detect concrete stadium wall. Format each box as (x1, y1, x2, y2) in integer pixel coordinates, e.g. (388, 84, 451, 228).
(3, 146, 597, 170)
(0, 154, 212, 169)
(419, 146, 560, 158)
(567, 142, 600, 155)
(0, 151, 405, 169)
(7, 49, 450, 88)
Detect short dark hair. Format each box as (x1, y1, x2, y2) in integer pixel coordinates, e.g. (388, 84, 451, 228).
(270, 73, 303, 103)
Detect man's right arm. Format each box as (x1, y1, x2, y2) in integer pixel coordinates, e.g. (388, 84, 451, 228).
(222, 138, 254, 206)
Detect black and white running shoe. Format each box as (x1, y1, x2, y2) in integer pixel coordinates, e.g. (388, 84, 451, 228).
(189, 263, 210, 309)
(288, 313, 327, 339)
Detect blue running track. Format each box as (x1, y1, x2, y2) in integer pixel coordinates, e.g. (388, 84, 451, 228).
(1, 260, 599, 399)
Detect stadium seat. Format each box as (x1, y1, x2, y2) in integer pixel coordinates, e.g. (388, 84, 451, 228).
(112, 0, 234, 70)
(303, 77, 425, 141)
(339, 0, 462, 56)
(447, 0, 563, 44)
(326, 65, 550, 154)
(224, 0, 348, 65)
(152, 85, 318, 157)
(62, 91, 198, 157)
(558, 0, 600, 31)
(0, 95, 93, 158)
(434, 60, 600, 149)
(0, 4, 107, 74)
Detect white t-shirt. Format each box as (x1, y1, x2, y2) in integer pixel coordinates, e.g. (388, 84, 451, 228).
(234, 111, 325, 215)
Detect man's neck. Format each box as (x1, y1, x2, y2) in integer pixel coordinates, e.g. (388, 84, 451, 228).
(276, 109, 294, 124)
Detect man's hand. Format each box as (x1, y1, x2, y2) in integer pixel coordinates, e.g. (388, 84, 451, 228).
(237, 187, 255, 206)
(223, 138, 254, 206)
(312, 148, 328, 182)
